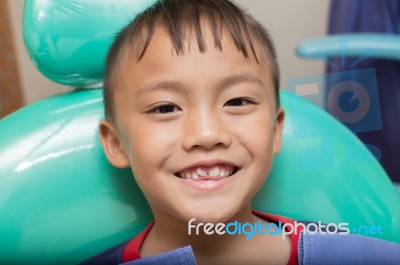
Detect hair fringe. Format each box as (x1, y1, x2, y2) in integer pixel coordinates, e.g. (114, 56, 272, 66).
(104, 0, 280, 121)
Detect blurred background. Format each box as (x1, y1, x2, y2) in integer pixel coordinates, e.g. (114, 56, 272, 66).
(0, 0, 329, 117)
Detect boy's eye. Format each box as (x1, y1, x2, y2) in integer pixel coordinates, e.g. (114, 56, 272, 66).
(224, 98, 255, 107)
(149, 104, 181, 114)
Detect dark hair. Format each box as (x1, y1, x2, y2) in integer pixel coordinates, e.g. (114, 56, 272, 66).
(103, 0, 280, 121)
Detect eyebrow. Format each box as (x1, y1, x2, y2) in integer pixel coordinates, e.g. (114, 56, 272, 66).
(135, 80, 185, 97)
(135, 73, 264, 96)
(217, 73, 264, 90)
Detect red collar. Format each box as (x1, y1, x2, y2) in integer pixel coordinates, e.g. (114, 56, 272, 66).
(123, 211, 301, 265)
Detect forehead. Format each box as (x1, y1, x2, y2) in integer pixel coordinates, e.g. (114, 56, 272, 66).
(120, 17, 270, 68)
(118, 24, 270, 77)
(117, 26, 272, 88)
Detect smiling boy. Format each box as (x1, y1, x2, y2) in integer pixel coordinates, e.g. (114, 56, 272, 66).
(78, 1, 400, 265)
(93, 0, 294, 264)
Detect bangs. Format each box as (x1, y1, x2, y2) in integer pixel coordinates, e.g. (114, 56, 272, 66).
(126, 0, 261, 62)
(104, 0, 280, 121)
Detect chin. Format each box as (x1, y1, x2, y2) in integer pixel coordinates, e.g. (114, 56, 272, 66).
(184, 207, 237, 224)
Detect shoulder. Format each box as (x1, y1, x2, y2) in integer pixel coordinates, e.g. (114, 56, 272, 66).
(299, 233, 400, 265)
(254, 211, 400, 264)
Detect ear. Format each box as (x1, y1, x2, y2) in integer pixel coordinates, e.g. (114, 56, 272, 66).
(272, 108, 285, 155)
(99, 120, 130, 168)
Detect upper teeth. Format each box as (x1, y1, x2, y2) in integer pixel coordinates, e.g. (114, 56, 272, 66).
(179, 165, 234, 180)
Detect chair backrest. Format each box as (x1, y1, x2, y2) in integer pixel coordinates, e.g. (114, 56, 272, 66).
(0, 1, 399, 264)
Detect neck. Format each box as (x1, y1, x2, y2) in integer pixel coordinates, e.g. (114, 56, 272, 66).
(140, 204, 262, 263)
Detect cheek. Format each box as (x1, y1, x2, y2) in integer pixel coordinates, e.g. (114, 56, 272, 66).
(124, 120, 181, 171)
(231, 112, 275, 153)
(230, 112, 275, 178)
(122, 124, 177, 196)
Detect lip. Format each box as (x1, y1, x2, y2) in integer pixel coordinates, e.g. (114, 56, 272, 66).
(176, 174, 237, 190)
(176, 159, 240, 173)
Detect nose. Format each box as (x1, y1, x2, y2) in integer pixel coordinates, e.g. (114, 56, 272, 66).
(181, 108, 232, 151)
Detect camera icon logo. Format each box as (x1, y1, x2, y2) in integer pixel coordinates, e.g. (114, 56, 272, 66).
(286, 68, 382, 134)
(285, 68, 383, 165)
(328, 80, 370, 124)
(325, 68, 382, 134)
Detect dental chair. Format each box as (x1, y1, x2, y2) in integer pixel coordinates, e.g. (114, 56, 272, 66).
(0, 1, 399, 264)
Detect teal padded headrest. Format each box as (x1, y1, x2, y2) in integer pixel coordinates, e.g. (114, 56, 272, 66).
(23, 0, 157, 86)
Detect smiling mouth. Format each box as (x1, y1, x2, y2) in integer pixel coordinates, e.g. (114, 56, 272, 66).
(175, 164, 239, 180)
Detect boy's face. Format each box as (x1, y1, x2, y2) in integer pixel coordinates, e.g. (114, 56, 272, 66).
(100, 27, 284, 223)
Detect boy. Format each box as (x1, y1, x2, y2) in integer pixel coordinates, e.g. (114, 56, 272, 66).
(82, 0, 400, 264)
